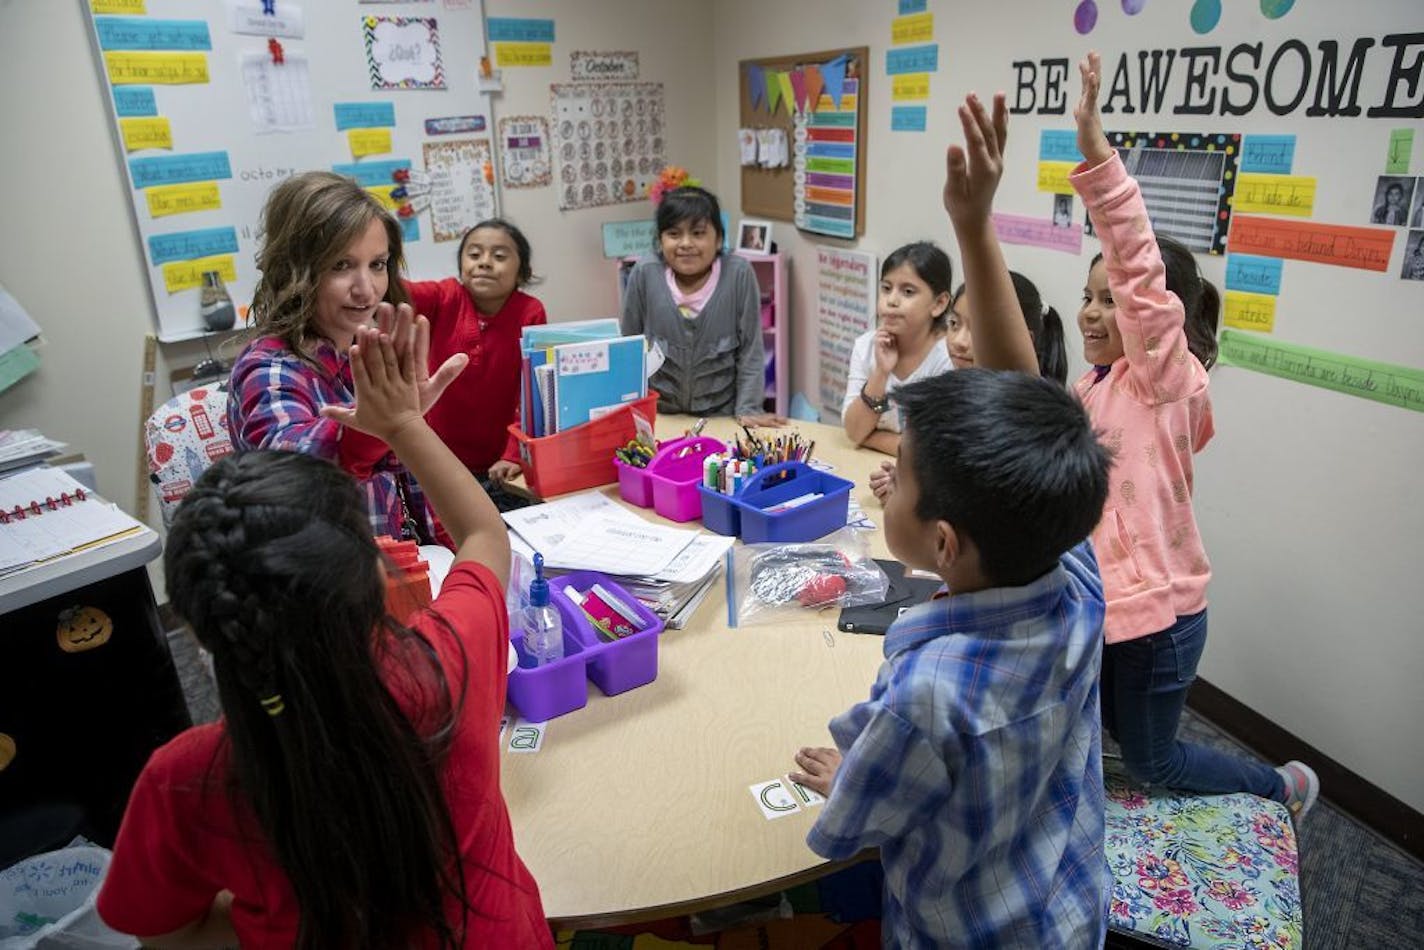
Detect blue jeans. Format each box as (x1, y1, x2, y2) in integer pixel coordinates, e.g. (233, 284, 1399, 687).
(1102, 609, 1285, 800)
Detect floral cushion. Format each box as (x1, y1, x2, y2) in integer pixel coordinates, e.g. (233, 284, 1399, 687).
(1104, 760, 1304, 949)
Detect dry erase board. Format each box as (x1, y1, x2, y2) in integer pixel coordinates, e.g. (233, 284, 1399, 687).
(82, 0, 496, 343)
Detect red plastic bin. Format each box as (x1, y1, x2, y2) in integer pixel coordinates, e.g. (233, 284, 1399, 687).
(509, 393, 658, 498)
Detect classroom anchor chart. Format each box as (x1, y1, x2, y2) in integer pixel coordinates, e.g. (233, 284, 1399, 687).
(550, 82, 666, 211)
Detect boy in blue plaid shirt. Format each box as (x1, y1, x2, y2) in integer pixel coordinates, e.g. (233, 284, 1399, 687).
(791, 94, 1112, 948)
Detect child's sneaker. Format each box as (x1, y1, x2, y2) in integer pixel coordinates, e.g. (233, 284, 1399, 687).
(1275, 760, 1319, 820)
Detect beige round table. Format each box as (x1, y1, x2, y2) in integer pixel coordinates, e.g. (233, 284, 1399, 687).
(501, 415, 895, 929)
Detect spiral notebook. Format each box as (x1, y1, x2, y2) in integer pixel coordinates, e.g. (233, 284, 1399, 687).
(0, 467, 146, 575)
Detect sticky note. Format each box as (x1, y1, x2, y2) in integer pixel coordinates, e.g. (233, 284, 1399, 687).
(112, 85, 156, 117)
(1039, 129, 1084, 164)
(147, 227, 239, 265)
(363, 184, 400, 211)
(891, 12, 934, 45)
(1387, 129, 1415, 175)
(891, 105, 927, 132)
(1224, 254, 1284, 296)
(898, 0, 927, 12)
(992, 212, 1083, 255)
(1219, 330, 1424, 414)
(348, 128, 393, 159)
(146, 181, 221, 218)
(1223, 291, 1277, 333)
(90, 0, 145, 13)
(885, 44, 937, 75)
(494, 42, 552, 68)
(161, 254, 236, 294)
(334, 102, 396, 131)
(94, 17, 211, 51)
(1232, 174, 1316, 217)
(1228, 216, 1394, 272)
(129, 151, 231, 188)
(120, 116, 172, 152)
(1037, 160, 1077, 194)
(104, 51, 209, 85)
(1239, 134, 1295, 174)
(330, 159, 411, 187)
(486, 18, 554, 43)
(891, 74, 930, 101)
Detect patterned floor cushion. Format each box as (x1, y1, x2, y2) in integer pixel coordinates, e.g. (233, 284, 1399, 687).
(1104, 759, 1304, 949)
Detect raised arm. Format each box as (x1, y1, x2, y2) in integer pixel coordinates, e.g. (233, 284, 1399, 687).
(942, 92, 1038, 375)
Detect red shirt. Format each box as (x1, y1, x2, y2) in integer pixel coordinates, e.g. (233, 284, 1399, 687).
(96, 562, 551, 948)
(406, 279, 547, 474)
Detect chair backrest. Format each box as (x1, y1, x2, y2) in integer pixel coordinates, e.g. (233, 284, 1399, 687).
(144, 384, 234, 528)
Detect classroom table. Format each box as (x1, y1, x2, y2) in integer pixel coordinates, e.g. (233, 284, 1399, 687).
(501, 415, 894, 929)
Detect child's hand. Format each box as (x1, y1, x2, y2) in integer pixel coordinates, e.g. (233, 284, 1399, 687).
(873, 328, 900, 376)
(869, 460, 896, 504)
(487, 459, 523, 485)
(738, 412, 790, 428)
(374, 301, 469, 415)
(942, 92, 1009, 232)
(1074, 52, 1114, 166)
(320, 323, 424, 441)
(790, 746, 842, 798)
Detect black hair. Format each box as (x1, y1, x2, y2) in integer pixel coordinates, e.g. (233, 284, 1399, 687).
(1090, 235, 1220, 369)
(165, 451, 470, 949)
(458, 218, 535, 285)
(894, 370, 1111, 587)
(655, 186, 725, 250)
(882, 241, 954, 332)
(950, 271, 1068, 384)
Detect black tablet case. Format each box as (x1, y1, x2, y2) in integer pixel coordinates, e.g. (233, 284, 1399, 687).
(837, 559, 943, 635)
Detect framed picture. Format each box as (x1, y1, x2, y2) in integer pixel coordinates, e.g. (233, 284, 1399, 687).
(736, 219, 772, 254)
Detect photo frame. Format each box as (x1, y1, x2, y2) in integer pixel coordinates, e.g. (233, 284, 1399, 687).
(737, 218, 772, 254)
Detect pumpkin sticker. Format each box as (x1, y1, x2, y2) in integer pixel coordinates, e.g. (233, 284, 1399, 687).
(56, 605, 113, 653)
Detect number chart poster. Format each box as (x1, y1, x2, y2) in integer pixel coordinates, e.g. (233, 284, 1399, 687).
(550, 82, 666, 211)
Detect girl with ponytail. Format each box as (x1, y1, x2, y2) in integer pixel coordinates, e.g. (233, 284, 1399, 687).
(98, 308, 552, 948)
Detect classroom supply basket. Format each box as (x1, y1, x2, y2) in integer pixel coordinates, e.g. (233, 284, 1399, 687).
(615, 435, 724, 522)
(698, 461, 853, 543)
(506, 572, 665, 722)
(509, 393, 658, 498)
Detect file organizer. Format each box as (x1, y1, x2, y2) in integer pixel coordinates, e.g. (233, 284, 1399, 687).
(697, 462, 853, 543)
(506, 572, 665, 722)
(509, 393, 658, 498)
(616, 436, 724, 522)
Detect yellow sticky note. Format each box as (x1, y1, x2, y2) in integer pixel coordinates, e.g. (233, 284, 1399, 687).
(105, 52, 209, 85)
(892, 12, 934, 45)
(348, 128, 393, 159)
(493, 42, 552, 68)
(146, 181, 222, 218)
(1223, 291, 1277, 333)
(1037, 161, 1076, 194)
(162, 255, 236, 294)
(891, 74, 931, 101)
(1232, 173, 1316, 217)
(364, 185, 399, 211)
(91, 0, 145, 12)
(120, 117, 172, 152)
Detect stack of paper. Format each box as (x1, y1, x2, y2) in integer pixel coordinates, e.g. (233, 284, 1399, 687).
(0, 430, 69, 476)
(519, 319, 648, 437)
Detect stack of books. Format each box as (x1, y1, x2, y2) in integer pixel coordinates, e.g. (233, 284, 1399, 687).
(520, 319, 649, 438)
(0, 429, 68, 476)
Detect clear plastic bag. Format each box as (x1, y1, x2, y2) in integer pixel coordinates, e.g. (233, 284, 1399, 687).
(726, 528, 890, 627)
(0, 840, 138, 949)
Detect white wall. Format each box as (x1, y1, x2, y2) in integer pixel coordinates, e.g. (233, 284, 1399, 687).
(710, 0, 1424, 809)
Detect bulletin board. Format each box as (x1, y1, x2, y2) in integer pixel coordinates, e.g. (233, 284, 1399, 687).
(81, 0, 495, 343)
(738, 47, 867, 240)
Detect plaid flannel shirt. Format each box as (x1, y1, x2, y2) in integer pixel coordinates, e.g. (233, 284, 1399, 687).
(227, 336, 437, 540)
(808, 542, 1109, 948)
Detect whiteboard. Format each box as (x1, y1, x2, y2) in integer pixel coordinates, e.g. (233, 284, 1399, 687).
(82, 0, 495, 342)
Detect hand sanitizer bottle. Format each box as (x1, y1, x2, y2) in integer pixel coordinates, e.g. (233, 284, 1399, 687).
(523, 553, 564, 666)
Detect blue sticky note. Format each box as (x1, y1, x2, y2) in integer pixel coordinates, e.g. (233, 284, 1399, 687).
(113, 85, 156, 117)
(891, 106, 927, 132)
(333, 102, 396, 131)
(1240, 135, 1295, 174)
(147, 227, 240, 265)
(486, 17, 555, 43)
(129, 151, 231, 188)
(898, 0, 928, 12)
(885, 44, 938, 75)
(95, 17, 211, 51)
(1224, 254, 1284, 296)
(400, 215, 420, 244)
(330, 159, 412, 187)
(1039, 129, 1084, 163)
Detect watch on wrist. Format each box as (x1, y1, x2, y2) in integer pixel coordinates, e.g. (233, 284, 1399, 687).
(860, 384, 891, 414)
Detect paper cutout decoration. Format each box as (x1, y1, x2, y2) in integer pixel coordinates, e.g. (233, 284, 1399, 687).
(348, 128, 393, 158)
(147, 227, 239, 265)
(1222, 290, 1277, 332)
(992, 212, 1084, 254)
(776, 72, 796, 115)
(1228, 216, 1395, 272)
(1219, 330, 1424, 414)
(822, 55, 848, 110)
(765, 70, 783, 114)
(1239, 134, 1295, 174)
(747, 64, 764, 110)
(146, 181, 221, 218)
(121, 116, 172, 152)
(104, 51, 209, 85)
(494, 42, 552, 68)
(803, 65, 824, 116)
(162, 254, 236, 294)
(1387, 129, 1415, 175)
(790, 69, 808, 114)
(363, 16, 446, 90)
(1223, 254, 1284, 296)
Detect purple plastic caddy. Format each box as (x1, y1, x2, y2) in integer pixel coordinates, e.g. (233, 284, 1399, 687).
(506, 572, 665, 722)
(616, 436, 723, 521)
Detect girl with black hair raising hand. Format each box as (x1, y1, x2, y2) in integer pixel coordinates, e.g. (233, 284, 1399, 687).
(97, 308, 551, 948)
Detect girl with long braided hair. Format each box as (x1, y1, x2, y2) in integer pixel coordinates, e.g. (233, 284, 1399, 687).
(97, 309, 552, 948)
